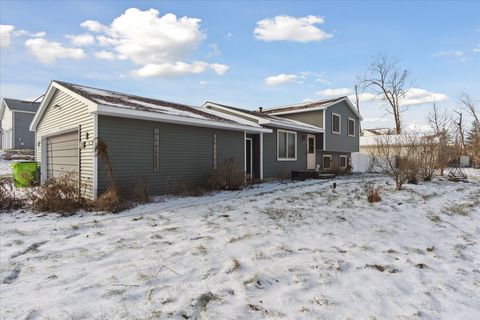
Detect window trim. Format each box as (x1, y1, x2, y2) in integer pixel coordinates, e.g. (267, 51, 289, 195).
(153, 128, 160, 172)
(277, 129, 297, 161)
(339, 155, 347, 168)
(323, 155, 332, 169)
(332, 113, 341, 134)
(348, 117, 356, 137)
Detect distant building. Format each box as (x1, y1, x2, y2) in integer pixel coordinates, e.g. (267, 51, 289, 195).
(0, 98, 40, 150)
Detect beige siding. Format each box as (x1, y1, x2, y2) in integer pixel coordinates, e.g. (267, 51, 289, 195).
(277, 110, 324, 128)
(35, 89, 94, 199)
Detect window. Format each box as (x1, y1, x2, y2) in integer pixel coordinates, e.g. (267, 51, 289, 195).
(340, 155, 347, 168)
(323, 155, 332, 169)
(308, 136, 315, 153)
(277, 130, 297, 160)
(348, 118, 355, 137)
(213, 134, 218, 169)
(153, 128, 160, 172)
(332, 113, 341, 134)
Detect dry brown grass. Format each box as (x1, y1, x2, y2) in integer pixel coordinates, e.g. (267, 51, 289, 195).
(365, 183, 382, 203)
(207, 158, 246, 191)
(132, 176, 150, 204)
(0, 177, 24, 212)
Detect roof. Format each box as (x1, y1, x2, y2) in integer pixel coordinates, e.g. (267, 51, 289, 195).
(55, 81, 229, 122)
(30, 81, 271, 133)
(2, 98, 40, 112)
(202, 101, 325, 133)
(262, 96, 363, 120)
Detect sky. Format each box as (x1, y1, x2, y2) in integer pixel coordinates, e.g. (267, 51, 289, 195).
(1, 0, 479, 130)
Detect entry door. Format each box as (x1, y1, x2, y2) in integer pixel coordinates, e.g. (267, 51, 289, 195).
(307, 134, 316, 170)
(245, 138, 253, 179)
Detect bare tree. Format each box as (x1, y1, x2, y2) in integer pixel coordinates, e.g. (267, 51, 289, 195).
(359, 54, 411, 134)
(453, 110, 467, 157)
(427, 101, 451, 175)
(460, 92, 480, 166)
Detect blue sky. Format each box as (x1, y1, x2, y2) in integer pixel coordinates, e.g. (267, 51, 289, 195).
(1, 0, 479, 129)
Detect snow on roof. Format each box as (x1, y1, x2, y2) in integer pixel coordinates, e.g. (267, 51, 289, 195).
(204, 101, 324, 133)
(54, 81, 233, 122)
(262, 97, 345, 114)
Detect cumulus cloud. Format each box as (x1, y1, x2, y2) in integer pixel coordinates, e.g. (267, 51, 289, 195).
(254, 15, 333, 42)
(66, 33, 95, 46)
(315, 87, 352, 96)
(25, 38, 85, 63)
(80, 8, 228, 77)
(401, 88, 448, 106)
(94, 50, 116, 60)
(264, 74, 298, 86)
(1, 25, 15, 48)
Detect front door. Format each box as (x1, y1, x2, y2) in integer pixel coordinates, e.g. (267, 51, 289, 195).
(245, 138, 253, 179)
(307, 134, 316, 170)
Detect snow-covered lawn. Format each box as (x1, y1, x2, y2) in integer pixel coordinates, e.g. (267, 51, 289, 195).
(0, 158, 12, 176)
(1, 172, 480, 319)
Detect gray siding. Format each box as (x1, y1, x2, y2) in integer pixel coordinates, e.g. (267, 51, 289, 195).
(97, 115, 244, 197)
(13, 112, 35, 149)
(324, 101, 360, 153)
(278, 110, 324, 128)
(262, 127, 308, 179)
(317, 151, 351, 170)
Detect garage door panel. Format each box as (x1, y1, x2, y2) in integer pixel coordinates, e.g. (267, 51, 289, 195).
(46, 131, 79, 181)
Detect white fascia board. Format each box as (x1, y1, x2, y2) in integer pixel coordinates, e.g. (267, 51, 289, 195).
(266, 120, 324, 133)
(30, 81, 98, 131)
(94, 105, 272, 134)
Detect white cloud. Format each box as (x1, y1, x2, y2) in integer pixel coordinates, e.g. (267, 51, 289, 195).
(348, 92, 377, 103)
(1, 25, 15, 48)
(133, 61, 213, 77)
(80, 20, 107, 33)
(254, 15, 333, 42)
(209, 63, 229, 75)
(82, 8, 228, 77)
(302, 98, 314, 102)
(208, 43, 221, 56)
(30, 31, 46, 37)
(94, 50, 116, 60)
(406, 122, 432, 133)
(473, 45, 480, 53)
(264, 74, 298, 86)
(66, 33, 95, 46)
(401, 88, 448, 106)
(25, 38, 85, 63)
(316, 87, 352, 96)
(433, 50, 466, 61)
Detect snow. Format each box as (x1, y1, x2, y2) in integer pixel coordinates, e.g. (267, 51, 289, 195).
(0, 156, 12, 176)
(1, 172, 480, 319)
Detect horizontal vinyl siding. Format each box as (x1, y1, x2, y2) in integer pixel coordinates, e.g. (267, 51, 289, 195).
(325, 101, 360, 153)
(35, 89, 94, 199)
(262, 127, 308, 179)
(277, 110, 324, 128)
(13, 112, 35, 149)
(97, 115, 244, 197)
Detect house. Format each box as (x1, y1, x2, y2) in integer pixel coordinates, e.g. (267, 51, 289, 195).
(262, 97, 362, 170)
(30, 80, 361, 200)
(30, 81, 269, 200)
(202, 102, 325, 179)
(0, 98, 40, 150)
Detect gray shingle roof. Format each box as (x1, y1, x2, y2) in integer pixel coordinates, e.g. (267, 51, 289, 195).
(3, 98, 40, 112)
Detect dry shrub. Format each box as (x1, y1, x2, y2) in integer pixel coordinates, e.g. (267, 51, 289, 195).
(365, 183, 381, 203)
(93, 139, 127, 212)
(207, 158, 246, 190)
(26, 175, 85, 215)
(132, 176, 150, 204)
(178, 180, 206, 197)
(0, 177, 24, 212)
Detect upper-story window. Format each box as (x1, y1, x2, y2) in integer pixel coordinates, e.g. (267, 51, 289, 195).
(277, 129, 297, 161)
(348, 118, 356, 137)
(332, 113, 341, 134)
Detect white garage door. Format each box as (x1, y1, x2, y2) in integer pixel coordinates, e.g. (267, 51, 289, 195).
(46, 131, 79, 181)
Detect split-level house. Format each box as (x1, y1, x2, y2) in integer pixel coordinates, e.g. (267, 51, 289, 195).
(1, 98, 40, 150)
(31, 81, 361, 200)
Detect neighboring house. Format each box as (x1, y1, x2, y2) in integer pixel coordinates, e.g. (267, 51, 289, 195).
(30, 81, 269, 200)
(0, 98, 40, 150)
(263, 97, 362, 170)
(202, 102, 324, 179)
(361, 128, 395, 137)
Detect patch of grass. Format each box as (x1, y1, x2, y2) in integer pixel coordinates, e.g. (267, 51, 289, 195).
(243, 272, 261, 286)
(227, 258, 240, 274)
(365, 264, 398, 273)
(444, 202, 475, 216)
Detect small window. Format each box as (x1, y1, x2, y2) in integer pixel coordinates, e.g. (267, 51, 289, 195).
(332, 113, 341, 134)
(323, 155, 332, 169)
(277, 130, 297, 160)
(308, 136, 315, 154)
(213, 134, 218, 169)
(153, 128, 160, 172)
(340, 155, 347, 168)
(348, 118, 355, 137)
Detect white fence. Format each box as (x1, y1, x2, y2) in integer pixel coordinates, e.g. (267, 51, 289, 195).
(351, 152, 394, 173)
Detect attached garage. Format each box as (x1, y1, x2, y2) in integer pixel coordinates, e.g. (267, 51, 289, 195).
(45, 130, 79, 181)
